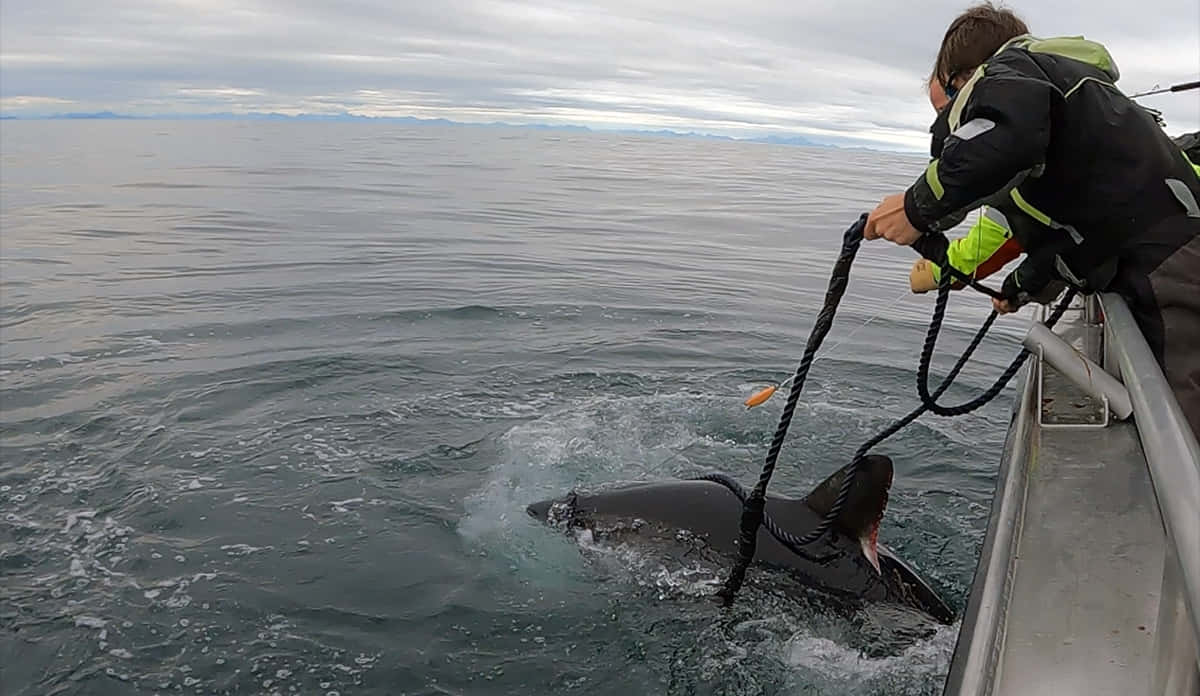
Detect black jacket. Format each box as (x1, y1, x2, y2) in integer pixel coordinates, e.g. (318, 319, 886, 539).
(907, 35, 1200, 294)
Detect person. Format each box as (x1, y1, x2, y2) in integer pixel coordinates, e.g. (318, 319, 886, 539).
(863, 3, 1200, 437)
(909, 137, 1200, 295)
(907, 76, 1035, 295)
(909, 80, 1200, 298)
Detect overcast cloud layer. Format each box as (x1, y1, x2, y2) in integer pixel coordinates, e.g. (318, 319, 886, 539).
(2, 0, 1197, 149)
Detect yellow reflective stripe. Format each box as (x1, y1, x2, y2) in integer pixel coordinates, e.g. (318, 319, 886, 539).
(1009, 187, 1053, 226)
(948, 66, 986, 131)
(1064, 75, 1117, 99)
(925, 160, 945, 200)
(1185, 151, 1200, 179)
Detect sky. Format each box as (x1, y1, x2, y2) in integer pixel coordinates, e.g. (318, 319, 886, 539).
(1, 0, 1197, 150)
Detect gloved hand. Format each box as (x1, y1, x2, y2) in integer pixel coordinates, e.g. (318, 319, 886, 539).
(909, 258, 938, 293)
(997, 266, 1054, 313)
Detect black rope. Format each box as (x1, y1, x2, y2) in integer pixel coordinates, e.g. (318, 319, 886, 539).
(914, 271, 1076, 416)
(708, 213, 868, 601)
(690, 471, 836, 563)
(703, 216, 1078, 605)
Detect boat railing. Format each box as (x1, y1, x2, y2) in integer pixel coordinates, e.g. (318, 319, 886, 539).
(1098, 292, 1200, 693)
(942, 291, 1200, 695)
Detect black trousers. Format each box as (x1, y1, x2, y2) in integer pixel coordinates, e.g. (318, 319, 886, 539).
(1112, 213, 1200, 440)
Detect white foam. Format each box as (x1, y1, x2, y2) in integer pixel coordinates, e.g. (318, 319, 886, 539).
(329, 497, 363, 510)
(571, 529, 723, 599)
(457, 391, 729, 588)
(164, 593, 192, 609)
(221, 544, 273, 556)
(64, 510, 97, 533)
(783, 620, 960, 685)
(75, 616, 107, 629)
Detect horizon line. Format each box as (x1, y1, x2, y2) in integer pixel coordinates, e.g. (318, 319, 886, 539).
(0, 110, 927, 153)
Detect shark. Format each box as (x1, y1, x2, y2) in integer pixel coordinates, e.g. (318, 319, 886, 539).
(526, 454, 956, 625)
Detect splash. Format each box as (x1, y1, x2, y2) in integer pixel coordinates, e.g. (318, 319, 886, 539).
(458, 387, 960, 692)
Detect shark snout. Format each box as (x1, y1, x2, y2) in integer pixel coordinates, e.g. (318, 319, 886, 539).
(527, 491, 579, 524)
(526, 498, 553, 520)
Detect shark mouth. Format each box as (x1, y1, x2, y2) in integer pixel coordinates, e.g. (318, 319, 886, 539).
(861, 522, 881, 574)
(858, 493, 886, 574)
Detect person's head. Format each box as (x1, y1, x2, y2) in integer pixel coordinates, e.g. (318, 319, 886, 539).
(931, 3, 1029, 97)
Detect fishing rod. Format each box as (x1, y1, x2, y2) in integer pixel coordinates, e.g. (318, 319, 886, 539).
(1128, 79, 1200, 99)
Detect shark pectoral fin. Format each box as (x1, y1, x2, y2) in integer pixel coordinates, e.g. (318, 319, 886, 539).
(803, 455, 893, 573)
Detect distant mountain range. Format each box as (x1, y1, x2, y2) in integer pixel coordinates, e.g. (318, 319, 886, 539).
(0, 110, 870, 149)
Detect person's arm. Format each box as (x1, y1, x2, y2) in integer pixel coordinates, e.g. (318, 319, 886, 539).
(904, 59, 1057, 235)
(909, 207, 1020, 292)
(866, 55, 1057, 247)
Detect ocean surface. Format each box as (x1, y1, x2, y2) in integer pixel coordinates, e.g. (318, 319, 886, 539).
(1, 121, 1031, 695)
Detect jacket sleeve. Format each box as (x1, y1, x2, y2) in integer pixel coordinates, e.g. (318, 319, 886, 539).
(929, 208, 1015, 286)
(904, 58, 1058, 233)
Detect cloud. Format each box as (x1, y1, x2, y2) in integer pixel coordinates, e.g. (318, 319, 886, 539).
(1, 0, 1196, 147)
(0, 95, 75, 109)
(175, 87, 266, 98)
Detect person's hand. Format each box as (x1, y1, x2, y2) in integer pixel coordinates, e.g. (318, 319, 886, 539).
(864, 192, 922, 246)
(996, 272, 1028, 314)
(992, 297, 1021, 314)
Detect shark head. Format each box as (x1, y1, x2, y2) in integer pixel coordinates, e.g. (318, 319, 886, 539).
(800, 454, 893, 573)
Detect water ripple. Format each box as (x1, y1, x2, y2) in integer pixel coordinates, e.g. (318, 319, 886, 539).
(1, 121, 1001, 695)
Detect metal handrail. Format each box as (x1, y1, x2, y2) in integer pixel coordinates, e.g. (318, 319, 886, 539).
(1099, 292, 1200, 653)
